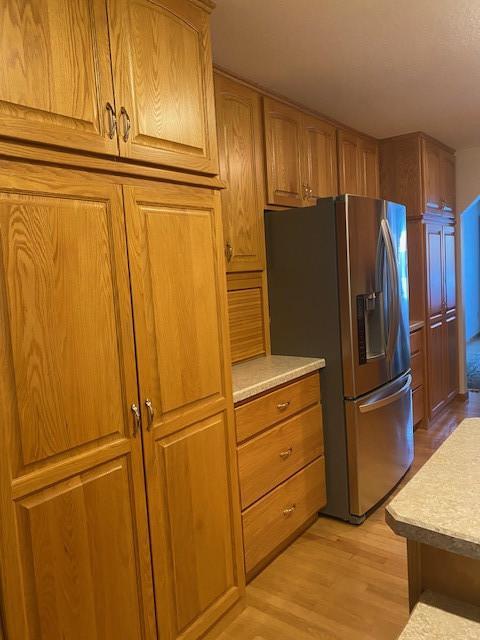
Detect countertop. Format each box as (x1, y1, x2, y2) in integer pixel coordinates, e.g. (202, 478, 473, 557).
(386, 418, 480, 559)
(399, 591, 480, 639)
(232, 355, 326, 403)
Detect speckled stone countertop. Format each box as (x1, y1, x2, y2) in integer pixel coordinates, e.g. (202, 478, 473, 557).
(232, 355, 326, 403)
(398, 591, 480, 639)
(386, 418, 480, 559)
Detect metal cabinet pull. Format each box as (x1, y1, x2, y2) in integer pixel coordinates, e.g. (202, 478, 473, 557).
(283, 504, 296, 517)
(106, 102, 117, 139)
(131, 403, 141, 436)
(225, 242, 233, 263)
(120, 106, 131, 142)
(277, 401, 290, 411)
(279, 447, 293, 460)
(302, 183, 309, 199)
(145, 399, 154, 430)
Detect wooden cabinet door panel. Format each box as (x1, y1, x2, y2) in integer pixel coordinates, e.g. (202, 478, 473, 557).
(337, 129, 360, 195)
(425, 223, 444, 320)
(427, 320, 445, 416)
(359, 138, 380, 197)
(214, 74, 265, 271)
(124, 183, 229, 433)
(302, 114, 337, 203)
(0, 165, 155, 639)
(0, 0, 117, 155)
(423, 140, 442, 212)
(149, 414, 242, 639)
(440, 151, 456, 214)
(263, 98, 303, 207)
(445, 315, 458, 402)
(107, 0, 218, 174)
(443, 225, 456, 313)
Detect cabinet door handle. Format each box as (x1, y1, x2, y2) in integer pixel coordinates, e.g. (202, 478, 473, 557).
(279, 447, 293, 460)
(302, 183, 309, 200)
(225, 242, 233, 263)
(131, 403, 141, 436)
(283, 504, 296, 517)
(145, 399, 154, 430)
(277, 401, 290, 411)
(120, 106, 131, 142)
(106, 102, 117, 139)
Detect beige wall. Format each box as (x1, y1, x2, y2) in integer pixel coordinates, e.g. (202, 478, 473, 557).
(456, 147, 480, 393)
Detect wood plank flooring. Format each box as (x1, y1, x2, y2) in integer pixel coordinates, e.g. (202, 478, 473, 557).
(219, 394, 480, 640)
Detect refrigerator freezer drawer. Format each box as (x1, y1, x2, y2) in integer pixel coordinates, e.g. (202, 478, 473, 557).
(345, 372, 414, 517)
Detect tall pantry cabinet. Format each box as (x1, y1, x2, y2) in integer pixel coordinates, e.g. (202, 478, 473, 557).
(380, 132, 458, 421)
(0, 1, 244, 640)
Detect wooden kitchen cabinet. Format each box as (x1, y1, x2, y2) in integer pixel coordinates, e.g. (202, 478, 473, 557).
(0, 166, 156, 639)
(0, 0, 118, 156)
(124, 182, 244, 639)
(214, 72, 266, 271)
(422, 139, 455, 215)
(263, 97, 338, 207)
(107, 0, 218, 173)
(425, 221, 458, 418)
(337, 129, 379, 197)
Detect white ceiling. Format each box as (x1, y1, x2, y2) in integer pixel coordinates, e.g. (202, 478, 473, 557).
(211, 0, 480, 150)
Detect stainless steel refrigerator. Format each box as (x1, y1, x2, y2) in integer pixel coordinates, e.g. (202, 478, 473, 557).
(265, 195, 413, 523)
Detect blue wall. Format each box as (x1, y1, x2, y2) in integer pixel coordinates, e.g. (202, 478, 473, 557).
(462, 200, 480, 341)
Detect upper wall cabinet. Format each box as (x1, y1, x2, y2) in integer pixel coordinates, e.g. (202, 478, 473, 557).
(0, 0, 118, 155)
(1, 0, 218, 175)
(263, 97, 337, 207)
(214, 73, 265, 271)
(423, 139, 455, 214)
(107, 0, 218, 174)
(337, 129, 379, 197)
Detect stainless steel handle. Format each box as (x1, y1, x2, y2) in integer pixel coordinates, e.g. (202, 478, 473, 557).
(106, 102, 117, 139)
(120, 106, 131, 142)
(359, 374, 412, 413)
(131, 403, 141, 436)
(277, 401, 290, 411)
(225, 242, 233, 263)
(283, 504, 296, 517)
(381, 219, 400, 363)
(145, 399, 154, 430)
(279, 447, 293, 460)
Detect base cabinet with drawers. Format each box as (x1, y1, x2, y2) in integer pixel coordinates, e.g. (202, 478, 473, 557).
(234, 373, 327, 578)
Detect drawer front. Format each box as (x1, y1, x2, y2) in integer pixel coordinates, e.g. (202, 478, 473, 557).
(235, 373, 320, 443)
(410, 329, 423, 356)
(238, 403, 323, 509)
(242, 457, 326, 573)
(411, 352, 424, 390)
(413, 385, 424, 426)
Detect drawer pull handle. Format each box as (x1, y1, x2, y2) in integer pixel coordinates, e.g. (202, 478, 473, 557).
(283, 504, 296, 517)
(277, 401, 290, 411)
(279, 448, 293, 460)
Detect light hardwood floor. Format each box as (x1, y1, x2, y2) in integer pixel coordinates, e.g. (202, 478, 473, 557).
(219, 394, 480, 640)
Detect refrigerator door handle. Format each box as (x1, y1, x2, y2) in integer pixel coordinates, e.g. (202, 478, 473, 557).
(381, 219, 400, 361)
(358, 374, 412, 413)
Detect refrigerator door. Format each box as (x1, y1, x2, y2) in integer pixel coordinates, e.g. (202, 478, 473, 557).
(345, 372, 414, 517)
(336, 195, 409, 398)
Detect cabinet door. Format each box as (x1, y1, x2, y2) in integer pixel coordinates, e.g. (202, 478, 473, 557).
(337, 129, 360, 195)
(440, 150, 456, 215)
(422, 139, 442, 213)
(0, 0, 118, 156)
(107, 0, 218, 174)
(425, 222, 444, 320)
(443, 225, 456, 313)
(444, 315, 458, 402)
(263, 98, 304, 207)
(301, 114, 338, 203)
(0, 165, 156, 639)
(428, 320, 445, 416)
(358, 138, 380, 197)
(214, 73, 265, 271)
(124, 183, 244, 639)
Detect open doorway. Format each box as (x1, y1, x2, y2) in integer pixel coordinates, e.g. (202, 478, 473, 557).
(461, 197, 480, 391)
